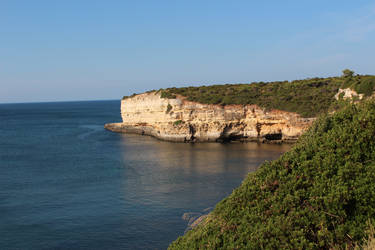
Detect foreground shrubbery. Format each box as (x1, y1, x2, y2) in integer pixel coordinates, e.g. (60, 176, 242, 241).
(169, 100, 375, 249)
(159, 72, 375, 117)
(356, 224, 375, 250)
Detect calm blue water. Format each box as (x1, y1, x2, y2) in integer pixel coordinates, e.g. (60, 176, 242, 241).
(0, 101, 291, 249)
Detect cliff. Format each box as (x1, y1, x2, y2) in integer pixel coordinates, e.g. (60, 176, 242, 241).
(105, 72, 375, 143)
(105, 91, 315, 143)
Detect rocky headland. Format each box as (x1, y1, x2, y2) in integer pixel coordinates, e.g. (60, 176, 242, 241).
(105, 91, 315, 143)
(105, 72, 375, 143)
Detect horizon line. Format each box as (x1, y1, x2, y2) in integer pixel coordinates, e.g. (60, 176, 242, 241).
(0, 98, 120, 105)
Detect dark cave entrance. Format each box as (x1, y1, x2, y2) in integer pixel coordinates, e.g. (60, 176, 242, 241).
(219, 133, 244, 143)
(264, 133, 282, 141)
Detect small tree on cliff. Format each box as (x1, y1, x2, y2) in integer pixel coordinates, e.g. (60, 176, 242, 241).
(342, 69, 355, 78)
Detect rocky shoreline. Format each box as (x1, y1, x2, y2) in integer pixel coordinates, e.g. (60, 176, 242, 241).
(104, 122, 301, 143)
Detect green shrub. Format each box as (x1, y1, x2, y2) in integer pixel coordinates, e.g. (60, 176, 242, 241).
(169, 100, 375, 249)
(174, 120, 183, 126)
(342, 69, 355, 78)
(353, 76, 375, 96)
(161, 90, 177, 99)
(166, 104, 173, 113)
(122, 93, 137, 100)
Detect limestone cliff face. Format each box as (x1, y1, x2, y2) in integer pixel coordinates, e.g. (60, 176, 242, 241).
(105, 91, 315, 143)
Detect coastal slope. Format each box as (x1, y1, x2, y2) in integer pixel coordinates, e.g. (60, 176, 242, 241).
(169, 100, 375, 249)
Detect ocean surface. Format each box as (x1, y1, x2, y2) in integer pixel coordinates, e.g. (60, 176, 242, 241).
(0, 100, 291, 250)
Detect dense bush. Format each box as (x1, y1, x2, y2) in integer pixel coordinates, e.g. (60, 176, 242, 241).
(160, 90, 177, 99)
(352, 76, 375, 97)
(122, 93, 137, 100)
(160, 77, 343, 117)
(169, 100, 375, 249)
(166, 104, 173, 113)
(159, 74, 374, 117)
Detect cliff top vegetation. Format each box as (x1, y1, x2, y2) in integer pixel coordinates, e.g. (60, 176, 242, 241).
(169, 99, 375, 249)
(154, 70, 375, 117)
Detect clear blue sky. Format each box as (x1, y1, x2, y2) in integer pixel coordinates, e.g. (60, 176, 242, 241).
(1, 0, 375, 103)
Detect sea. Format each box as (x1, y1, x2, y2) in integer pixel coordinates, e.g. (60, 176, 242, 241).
(0, 100, 291, 250)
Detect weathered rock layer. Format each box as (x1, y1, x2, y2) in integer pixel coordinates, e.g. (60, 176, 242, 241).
(105, 91, 315, 143)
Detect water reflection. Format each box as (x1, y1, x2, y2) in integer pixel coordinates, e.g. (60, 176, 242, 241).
(119, 134, 291, 209)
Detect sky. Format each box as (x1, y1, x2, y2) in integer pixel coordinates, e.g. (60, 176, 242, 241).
(1, 0, 375, 103)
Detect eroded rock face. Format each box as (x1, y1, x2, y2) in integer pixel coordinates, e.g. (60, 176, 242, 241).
(105, 91, 315, 143)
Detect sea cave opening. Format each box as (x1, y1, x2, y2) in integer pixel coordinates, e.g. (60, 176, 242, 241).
(264, 133, 282, 141)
